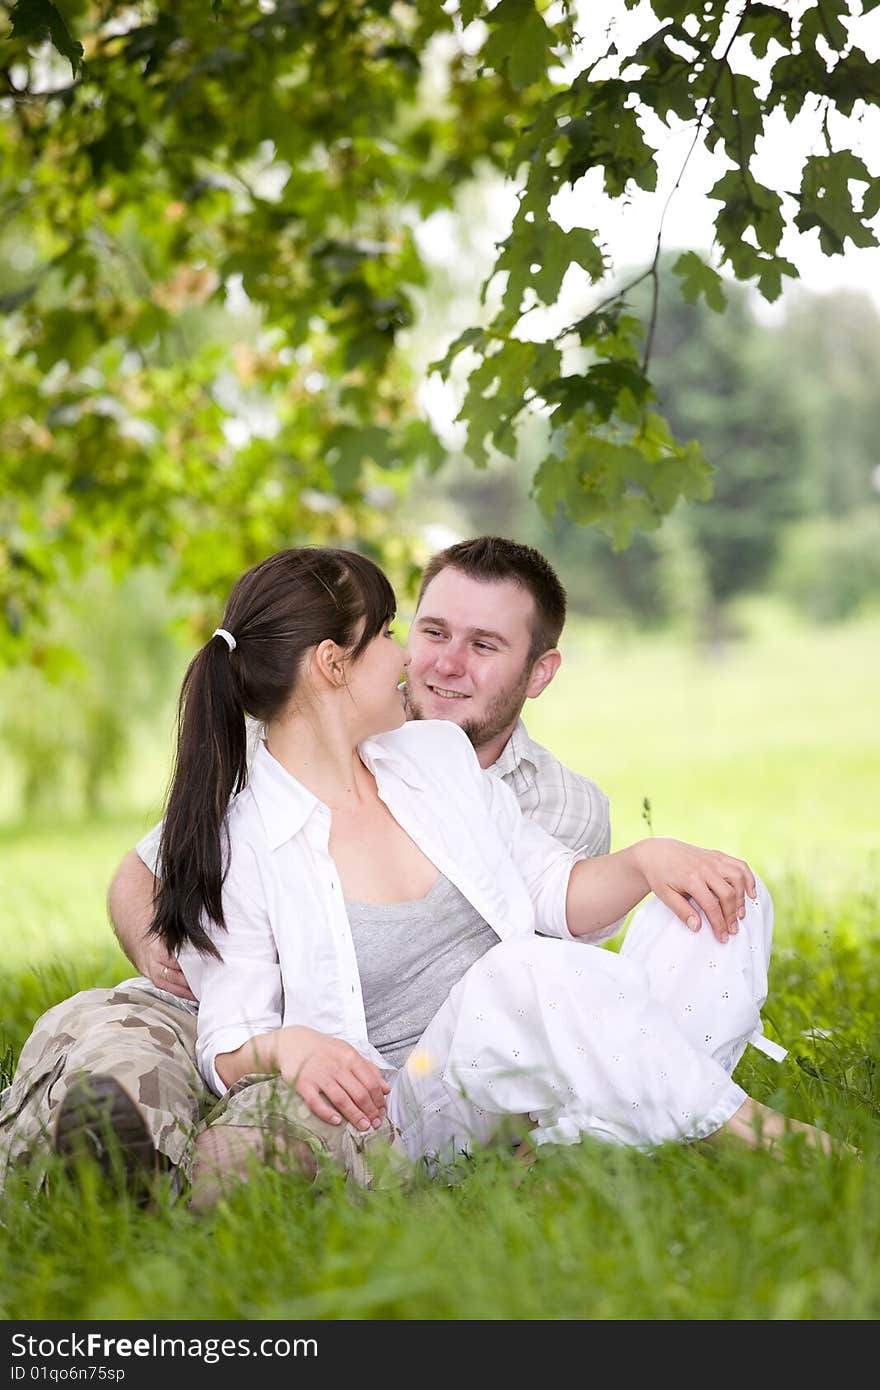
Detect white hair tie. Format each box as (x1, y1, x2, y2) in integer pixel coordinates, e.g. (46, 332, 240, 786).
(212, 628, 237, 652)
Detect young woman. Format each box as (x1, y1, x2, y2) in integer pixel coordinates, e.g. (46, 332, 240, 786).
(149, 546, 833, 1200)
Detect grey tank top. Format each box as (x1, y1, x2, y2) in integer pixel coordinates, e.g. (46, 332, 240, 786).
(344, 874, 499, 1069)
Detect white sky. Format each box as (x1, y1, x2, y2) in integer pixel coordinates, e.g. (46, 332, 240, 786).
(552, 1, 880, 306)
(415, 2, 880, 433)
(426, 1, 880, 315)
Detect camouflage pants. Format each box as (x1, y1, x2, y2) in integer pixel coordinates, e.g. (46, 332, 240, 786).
(0, 979, 206, 1195)
(191, 1074, 413, 1206)
(0, 979, 412, 1198)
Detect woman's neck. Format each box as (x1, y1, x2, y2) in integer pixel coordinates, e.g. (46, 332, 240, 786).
(264, 710, 374, 809)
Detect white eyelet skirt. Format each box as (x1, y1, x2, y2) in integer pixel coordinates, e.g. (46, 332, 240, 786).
(388, 877, 784, 1159)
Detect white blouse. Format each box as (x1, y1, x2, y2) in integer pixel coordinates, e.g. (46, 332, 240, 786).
(168, 720, 588, 1093)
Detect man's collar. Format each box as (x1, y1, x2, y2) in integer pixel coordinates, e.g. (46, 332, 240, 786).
(490, 717, 535, 778)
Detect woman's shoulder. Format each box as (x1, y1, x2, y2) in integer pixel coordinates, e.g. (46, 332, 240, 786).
(360, 719, 481, 783)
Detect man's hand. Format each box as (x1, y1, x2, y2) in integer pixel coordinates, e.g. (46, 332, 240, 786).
(633, 837, 757, 944)
(276, 1026, 391, 1132)
(136, 934, 197, 1001)
(107, 848, 196, 1000)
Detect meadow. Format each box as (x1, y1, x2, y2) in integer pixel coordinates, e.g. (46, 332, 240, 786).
(1, 608, 878, 1321)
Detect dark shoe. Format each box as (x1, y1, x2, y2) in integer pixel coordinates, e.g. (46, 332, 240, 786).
(55, 1073, 160, 1196)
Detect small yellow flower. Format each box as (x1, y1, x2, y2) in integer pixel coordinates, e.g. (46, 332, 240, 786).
(406, 1049, 435, 1077)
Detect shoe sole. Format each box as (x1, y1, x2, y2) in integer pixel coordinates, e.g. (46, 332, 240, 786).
(55, 1073, 159, 1190)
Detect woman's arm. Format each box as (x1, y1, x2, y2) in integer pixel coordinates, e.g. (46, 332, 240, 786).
(190, 842, 389, 1130)
(565, 837, 757, 943)
(475, 754, 755, 945)
(216, 1025, 390, 1133)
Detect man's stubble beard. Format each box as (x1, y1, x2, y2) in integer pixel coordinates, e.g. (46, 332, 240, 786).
(404, 667, 531, 756)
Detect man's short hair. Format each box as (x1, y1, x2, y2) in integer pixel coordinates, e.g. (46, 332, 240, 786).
(417, 536, 567, 662)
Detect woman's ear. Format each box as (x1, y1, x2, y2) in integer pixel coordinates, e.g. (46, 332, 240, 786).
(313, 638, 346, 686)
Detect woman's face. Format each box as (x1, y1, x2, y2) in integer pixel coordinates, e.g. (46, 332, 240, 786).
(344, 622, 407, 737)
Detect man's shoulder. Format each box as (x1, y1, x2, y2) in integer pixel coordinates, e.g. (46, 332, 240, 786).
(516, 724, 598, 788)
(508, 722, 611, 856)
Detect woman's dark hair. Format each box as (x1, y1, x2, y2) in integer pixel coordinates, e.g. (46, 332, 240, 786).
(151, 546, 396, 958)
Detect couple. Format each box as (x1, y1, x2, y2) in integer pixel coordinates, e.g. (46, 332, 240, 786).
(0, 537, 834, 1204)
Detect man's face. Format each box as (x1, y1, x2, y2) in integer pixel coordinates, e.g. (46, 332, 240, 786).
(404, 568, 548, 755)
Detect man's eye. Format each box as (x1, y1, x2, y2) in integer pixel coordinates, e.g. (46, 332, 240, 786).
(474, 641, 495, 652)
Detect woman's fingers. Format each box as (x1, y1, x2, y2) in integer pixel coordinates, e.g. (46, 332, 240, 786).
(687, 879, 734, 942)
(352, 1059, 391, 1112)
(334, 1071, 387, 1125)
(317, 1077, 382, 1132)
(296, 1079, 346, 1127)
(660, 881, 735, 944)
(655, 886, 702, 934)
(684, 857, 755, 942)
(281, 1031, 391, 1131)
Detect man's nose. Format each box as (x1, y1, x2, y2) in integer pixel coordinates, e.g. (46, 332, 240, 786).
(434, 644, 465, 676)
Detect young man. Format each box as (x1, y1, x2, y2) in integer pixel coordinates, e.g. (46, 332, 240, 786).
(403, 537, 610, 856)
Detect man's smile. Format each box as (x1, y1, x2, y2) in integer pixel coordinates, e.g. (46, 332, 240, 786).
(426, 684, 469, 700)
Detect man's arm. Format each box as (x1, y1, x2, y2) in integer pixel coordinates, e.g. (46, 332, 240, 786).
(107, 849, 196, 1000)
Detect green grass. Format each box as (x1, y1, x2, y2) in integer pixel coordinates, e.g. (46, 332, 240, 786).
(1, 610, 878, 1320)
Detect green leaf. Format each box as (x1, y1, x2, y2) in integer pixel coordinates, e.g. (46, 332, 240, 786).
(768, 49, 833, 120)
(459, 1, 484, 25)
(827, 50, 880, 117)
(862, 178, 880, 221)
(396, 418, 447, 475)
(429, 326, 485, 381)
(799, 0, 849, 56)
(8, 0, 84, 76)
(496, 215, 605, 315)
(710, 169, 785, 257)
(560, 104, 658, 197)
(673, 252, 727, 312)
(482, 0, 554, 91)
(739, 3, 793, 59)
(796, 152, 879, 255)
(532, 225, 605, 306)
(753, 253, 798, 302)
(325, 425, 392, 491)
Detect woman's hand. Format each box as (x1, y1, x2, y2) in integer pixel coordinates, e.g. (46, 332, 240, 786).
(276, 1026, 391, 1132)
(633, 838, 757, 944)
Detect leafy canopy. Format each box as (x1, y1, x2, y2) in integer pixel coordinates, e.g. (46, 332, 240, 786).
(2, 0, 879, 654)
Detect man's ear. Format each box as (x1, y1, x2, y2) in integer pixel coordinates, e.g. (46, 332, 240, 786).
(525, 648, 561, 700)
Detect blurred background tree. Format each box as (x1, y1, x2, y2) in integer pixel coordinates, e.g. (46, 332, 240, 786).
(3, 0, 880, 642)
(2, 1, 880, 815)
(0, 568, 182, 815)
(406, 252, 880, 635)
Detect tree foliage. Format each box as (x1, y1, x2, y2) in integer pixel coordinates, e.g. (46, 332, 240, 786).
(427, 267, 880, 628)
(2, 0, 880, 656)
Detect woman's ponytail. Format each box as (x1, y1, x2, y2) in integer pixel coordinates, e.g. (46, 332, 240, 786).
(151, 633, 248, 957)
